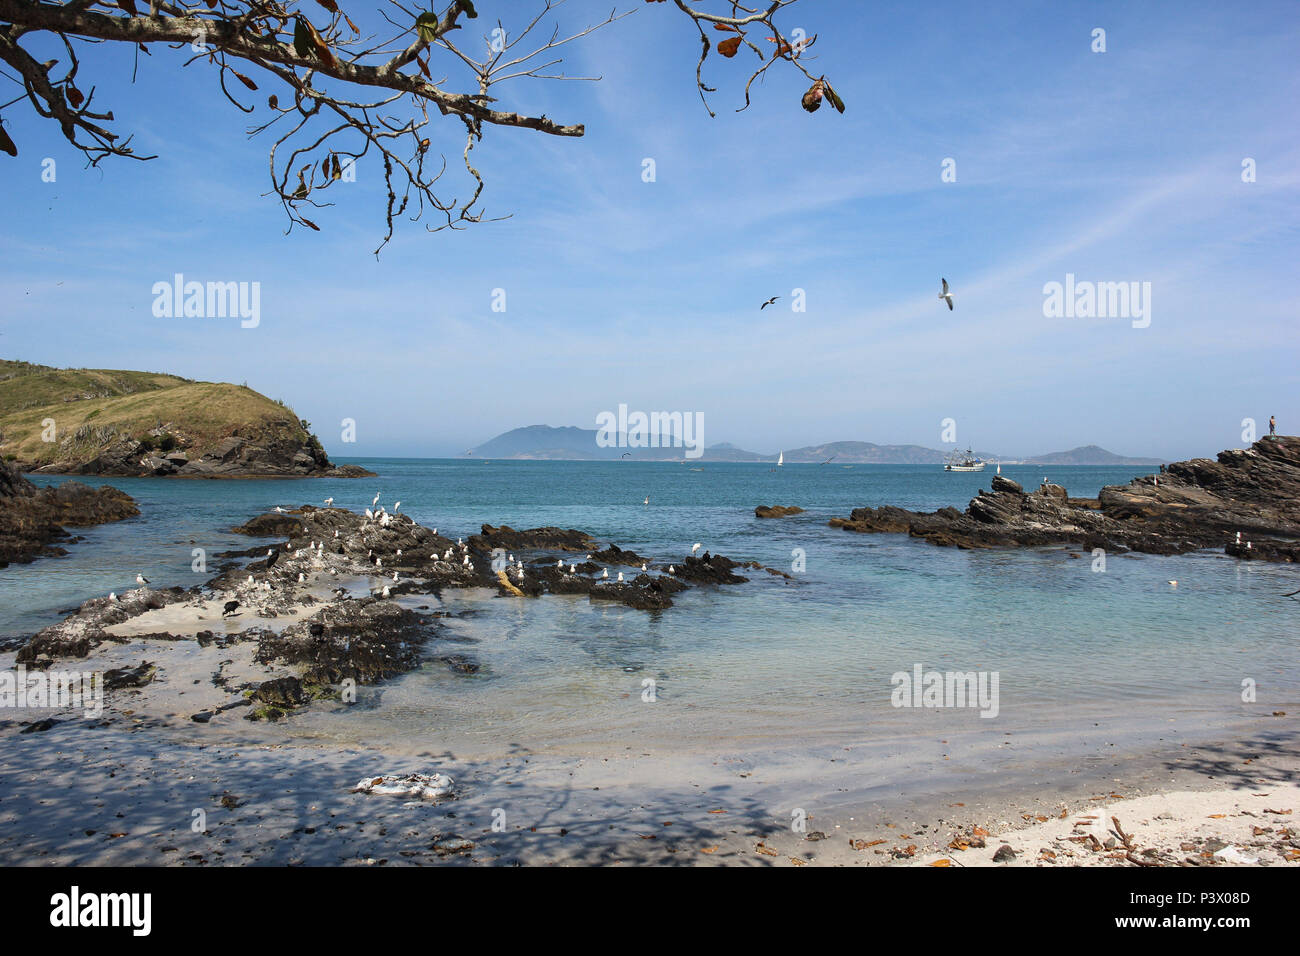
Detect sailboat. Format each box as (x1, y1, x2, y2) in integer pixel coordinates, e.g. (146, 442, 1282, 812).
(777, 451, 784, 467)
(944, 447, 986, 472)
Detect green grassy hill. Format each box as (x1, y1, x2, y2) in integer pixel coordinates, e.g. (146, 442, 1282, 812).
(0, 360, 361, 477)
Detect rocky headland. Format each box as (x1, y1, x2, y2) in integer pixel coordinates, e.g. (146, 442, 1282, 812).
(0, 359, 372, 478)
(0, 458, 138, 567)
(830, 436, 1300, 562)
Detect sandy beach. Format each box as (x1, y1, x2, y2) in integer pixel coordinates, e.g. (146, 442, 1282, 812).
(1, 627, 1294, 867)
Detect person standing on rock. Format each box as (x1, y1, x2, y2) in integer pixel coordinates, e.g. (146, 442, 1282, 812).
(1269, 415, 1276, 437)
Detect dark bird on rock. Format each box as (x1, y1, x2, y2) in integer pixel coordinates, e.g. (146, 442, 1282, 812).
(266, 549, 279, 569)
(760, 296, 779, 310)
(309, 622, 325, 640)
(222, 600, 240, 617)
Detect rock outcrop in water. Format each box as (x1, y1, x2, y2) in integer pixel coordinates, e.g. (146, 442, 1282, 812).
(755, 505, 805, 518)
(830, 436, 1300, 561)
(0, 458, 139, 567)
(14, 501, 776, 719)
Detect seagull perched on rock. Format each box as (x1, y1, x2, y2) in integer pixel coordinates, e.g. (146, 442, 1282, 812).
(324, 497, 334, 507)
(641, 563, 648, 572)
(393, 501, 401, 513)
(372, 492, 381, 507)
(109, 592, 117, 602)
(298, 573, 306, 583)
(668, 565, 675, 574)
(617, 571, 625, 582)
(602, 568, 609, 579)
(569, 563, 576, 573)
(136, 573, 150, 586)
(938, 277, 954, 310)
(381, 585, 391, 598)
(691, 543, 702, 555)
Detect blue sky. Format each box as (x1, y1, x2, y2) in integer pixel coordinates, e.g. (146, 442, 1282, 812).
(1, 0, 1297, 460)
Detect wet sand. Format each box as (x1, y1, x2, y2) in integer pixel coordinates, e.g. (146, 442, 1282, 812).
(0, 631, 1294, 866)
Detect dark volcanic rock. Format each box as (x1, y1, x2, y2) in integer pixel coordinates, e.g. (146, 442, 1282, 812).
(103, 661, 157, 690)
(0, 459, 138, 567)
(251, 675, 307, 707)
(255, 600, 431, 686)
(755, 505, 806, 518)
(990, 475, 1023, 494)
(232, 513, 306, 536)
(671, 553, 750, 584)
(830, 436, 1300, 561)
(470, 524, 596, 553)
(17, 587, 181, 663)
(589, 543, 651, 566)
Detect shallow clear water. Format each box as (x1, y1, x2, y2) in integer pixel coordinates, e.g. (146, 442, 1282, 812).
(4, 460, 1297, 757)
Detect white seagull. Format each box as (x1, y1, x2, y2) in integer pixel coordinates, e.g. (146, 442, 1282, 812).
(617, 571, 624, 582)
(393, 501, 401, 512)
(938, 277, 954, 310)
(691, 543, 702, 555)
(668, 565, 675, 574)
(109, 592, 117, 601)
(601, 568, 609, 579)
(324, 497, 334, 507)
(136, 573, 150, 586)
(641, 563, 647, 572)
(372, 493, 381, 507)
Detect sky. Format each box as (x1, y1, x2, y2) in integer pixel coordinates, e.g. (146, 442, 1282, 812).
(1, 0, 1297, 461)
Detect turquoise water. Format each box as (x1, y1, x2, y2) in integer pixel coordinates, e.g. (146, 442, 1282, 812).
(3, 460, 1297, 755)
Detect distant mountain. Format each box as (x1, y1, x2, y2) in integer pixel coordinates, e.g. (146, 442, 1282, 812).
(467, 425, 760, 461)
(469, 427, 1161, 466)
(1022, 445, 1164, 466)
(781, 441, 997, 465)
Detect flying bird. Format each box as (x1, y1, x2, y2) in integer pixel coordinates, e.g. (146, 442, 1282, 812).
(938, 278, 954, 310)
(760, 296, 779, 310)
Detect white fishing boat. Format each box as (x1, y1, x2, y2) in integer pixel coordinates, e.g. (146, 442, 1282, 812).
(944, 447, 986, 472)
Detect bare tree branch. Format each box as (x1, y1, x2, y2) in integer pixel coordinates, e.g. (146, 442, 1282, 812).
(0, 0, 831, 248)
